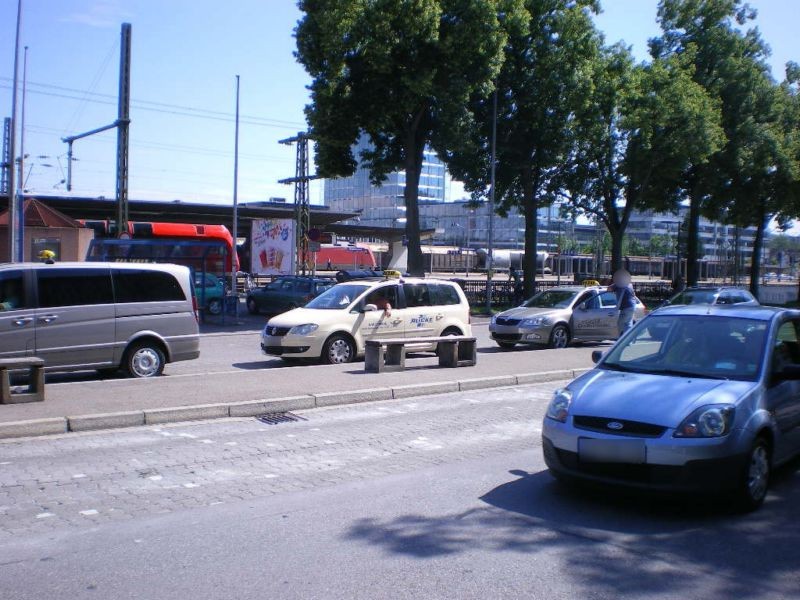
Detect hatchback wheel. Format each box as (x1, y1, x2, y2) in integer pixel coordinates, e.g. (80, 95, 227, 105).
(322, 334, 355, 364)
(208, 298, 223, 315)
(734, 437, 770, 512)
(548, 325, 570, 349)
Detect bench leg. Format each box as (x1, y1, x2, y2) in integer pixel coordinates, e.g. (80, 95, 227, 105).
(438, 341, 459, 368)
(458, 340, 477, 366)
(0, 370, 10, 404)
(30, 366, 46, 400)
(385, 344, 405, 370)
(365, 345, 384, 373)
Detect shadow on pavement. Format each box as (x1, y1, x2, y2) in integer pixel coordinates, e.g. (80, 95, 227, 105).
(344, 464, 800, 597)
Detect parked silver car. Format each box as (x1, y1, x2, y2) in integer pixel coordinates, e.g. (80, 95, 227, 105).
(490, 286, 647, 349)
(664, 286, 759, 308)
(542, 304, 800, 510)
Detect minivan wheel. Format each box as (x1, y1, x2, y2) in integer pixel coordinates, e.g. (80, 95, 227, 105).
(734, 437, 771, 512)
(322, 334, 355, 364)
(125, 342, 165, 378)
(208, 298, 223, 315)
(247, 298, 259, 315)
(548, 325, 570, 349)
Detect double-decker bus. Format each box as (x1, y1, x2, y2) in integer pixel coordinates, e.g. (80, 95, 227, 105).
(83, 220, 238, 275)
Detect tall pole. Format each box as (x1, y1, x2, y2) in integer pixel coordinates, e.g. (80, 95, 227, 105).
(231, 74, 240, 318)
(7, 0, 22, 263)
(486, 88, 497, 311)
(16, 45, 28, 261)
(115, 23, 131, 236)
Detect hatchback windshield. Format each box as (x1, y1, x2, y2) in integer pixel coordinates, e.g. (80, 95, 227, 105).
(601, 315, 768, 381)
(523, 289, 578, 309)
(304, 284, 367, 310)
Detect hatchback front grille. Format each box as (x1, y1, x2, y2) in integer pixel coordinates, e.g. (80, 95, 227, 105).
(573, 415, 666, 438)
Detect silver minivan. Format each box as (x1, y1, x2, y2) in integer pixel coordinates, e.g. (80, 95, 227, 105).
(0, 262, 200, 377)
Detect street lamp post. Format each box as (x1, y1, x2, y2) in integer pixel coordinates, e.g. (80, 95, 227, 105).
(486, 89, 497, 312)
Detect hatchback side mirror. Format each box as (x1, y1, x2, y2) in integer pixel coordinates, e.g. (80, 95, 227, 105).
(591, 350, 604, 364)
(363, 303, 378, 312)
(773, 364, 800, 382)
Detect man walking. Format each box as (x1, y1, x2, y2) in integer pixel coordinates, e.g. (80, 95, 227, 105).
(608, 269, 636, 337)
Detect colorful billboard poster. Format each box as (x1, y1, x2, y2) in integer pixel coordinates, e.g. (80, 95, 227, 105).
(251, 218, 295, 275)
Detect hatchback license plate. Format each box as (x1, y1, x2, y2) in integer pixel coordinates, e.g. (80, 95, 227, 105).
(578, 438, 646, 464)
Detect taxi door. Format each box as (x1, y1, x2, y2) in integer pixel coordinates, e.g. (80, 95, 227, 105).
(402, 283, 437, 338)
(571, 291, 616, 341)
(358, 283, 405, 343)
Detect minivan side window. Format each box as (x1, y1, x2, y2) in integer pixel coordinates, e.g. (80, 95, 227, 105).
(431, 283, 461, 306)
(37, 268, 113, 308)
(404, 283, 432, 308)
(0, 270, 28, 311)
(113, 269, 186, 303)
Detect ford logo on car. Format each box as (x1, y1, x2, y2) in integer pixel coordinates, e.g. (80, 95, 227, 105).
(606, 421, 624, 430)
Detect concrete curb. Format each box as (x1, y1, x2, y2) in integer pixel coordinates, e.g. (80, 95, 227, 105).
(0, 367, 584, 440)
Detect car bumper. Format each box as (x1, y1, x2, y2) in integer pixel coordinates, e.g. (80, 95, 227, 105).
(490, 324, 552, 344)
(260, 334, 325, 358)
(541, 419, 749, 493)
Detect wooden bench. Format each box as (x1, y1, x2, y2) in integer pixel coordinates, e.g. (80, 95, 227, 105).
(365, 336, 477, 373)
(0, 357, 46, 404)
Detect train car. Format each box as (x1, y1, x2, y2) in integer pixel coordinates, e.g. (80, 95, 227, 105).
(474, 248, 549, 271)
(314, 244, 377, 271)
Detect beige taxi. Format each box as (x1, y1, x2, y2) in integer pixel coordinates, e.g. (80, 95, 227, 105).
(260, 275, 471, 363)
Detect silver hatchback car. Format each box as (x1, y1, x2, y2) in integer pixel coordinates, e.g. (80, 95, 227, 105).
(490, 286, 647, 349)
(542, 305, 800, 510)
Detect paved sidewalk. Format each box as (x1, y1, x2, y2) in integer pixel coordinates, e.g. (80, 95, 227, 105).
(0, 343, 596, 437)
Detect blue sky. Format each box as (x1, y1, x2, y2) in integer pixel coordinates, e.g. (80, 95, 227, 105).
(1, 0, 798, 208)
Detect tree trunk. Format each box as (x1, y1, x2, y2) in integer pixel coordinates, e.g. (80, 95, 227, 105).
(749, 203, 769, 297)
(686, 191, 701, 287)
(522, 167, 538, 297)
(403, 132, 426, 276)
(610, 226, 623, 274)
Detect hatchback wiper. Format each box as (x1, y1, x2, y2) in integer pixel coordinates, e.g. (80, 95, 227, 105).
(650, 368, 728, 380)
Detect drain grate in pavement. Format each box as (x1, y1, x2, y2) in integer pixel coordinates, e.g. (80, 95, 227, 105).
(256, 412, 307, 425)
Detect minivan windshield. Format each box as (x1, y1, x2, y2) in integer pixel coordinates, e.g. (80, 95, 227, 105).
(523, 289, 578, 309)
(601, 314, 768, 381)
(304, 284, 367, 310)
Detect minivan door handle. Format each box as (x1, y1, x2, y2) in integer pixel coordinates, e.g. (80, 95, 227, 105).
(38, 315, 59, 324)
(12, 317, 33, 327)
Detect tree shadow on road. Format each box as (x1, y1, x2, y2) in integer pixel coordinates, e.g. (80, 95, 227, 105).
(344, 465, 800, 598)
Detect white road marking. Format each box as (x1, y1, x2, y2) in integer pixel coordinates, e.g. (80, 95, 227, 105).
(199, 439, 214, 444)
(224, 442, 237, 446)
(148, 475, 163, 481)
(79, 509, 99, 516)
(36, 512, 54, 519)
(72, 474, 87, 479)
(178, 433, 197, 439)
(264, 474, 278, 479)
(183, 483, 199, 488)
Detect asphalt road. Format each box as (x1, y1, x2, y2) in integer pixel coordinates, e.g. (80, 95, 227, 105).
(1, 382, 797, 599)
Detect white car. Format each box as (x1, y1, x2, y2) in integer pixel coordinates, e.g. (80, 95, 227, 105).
(261, 275, 472, 364)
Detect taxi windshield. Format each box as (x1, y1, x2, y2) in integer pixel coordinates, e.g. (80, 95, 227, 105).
(601, 315, 768, 381)
(523, 289, 578, 309)
(304, 284, 366, 310)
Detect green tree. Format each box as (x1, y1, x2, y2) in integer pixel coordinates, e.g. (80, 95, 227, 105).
(563, 44, 723, 274)
(650, 0, 779, 287)
(295, 0, 510, 275)
(444, 0, 600, 296)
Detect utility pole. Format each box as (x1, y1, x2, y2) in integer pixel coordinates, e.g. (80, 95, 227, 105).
(7, 0, 22, 262)
(279, 132, 318, 276)
(230, 74, 240, 318)
(62, 23, 131, 237)
(16, 45, 28, 261)
(1, 118, 9, 198)
(486, 88, 497, 312)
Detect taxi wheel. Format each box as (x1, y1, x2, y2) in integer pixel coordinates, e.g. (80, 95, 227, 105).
(548, 325, 570, 349)
(734, 436, 771, 512)
(247, 298, 259, 314)
(322, 334, 355, 364)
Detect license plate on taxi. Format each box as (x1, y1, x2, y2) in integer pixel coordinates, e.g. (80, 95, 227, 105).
(578, 438, 646, 464)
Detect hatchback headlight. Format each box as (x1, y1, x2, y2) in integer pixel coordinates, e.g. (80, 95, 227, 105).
(674, 405, 735, 438)
(288, 323, 319, 336)
(491, 314, 498, 325)
(520, 316, 549, 328)
(545, 388, 572, 423)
